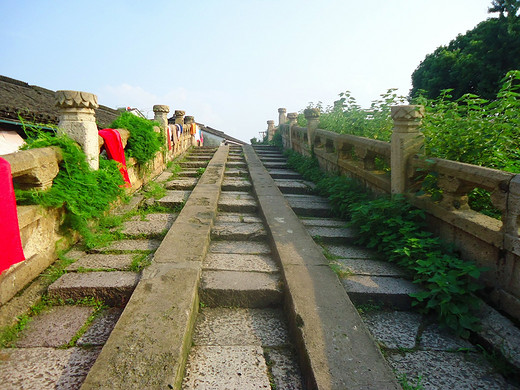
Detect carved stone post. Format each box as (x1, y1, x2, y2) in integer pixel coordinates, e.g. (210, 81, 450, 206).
(153, 105, 169, 129)
(390, 105, 425, 194)
(278, 108, 287, 126)
(174, 110, 185, 125)
(304, 108, 320, 151)
(267, 120, 275, 141)
(287, 112, 298, 149)
(55, 90, 99, 170)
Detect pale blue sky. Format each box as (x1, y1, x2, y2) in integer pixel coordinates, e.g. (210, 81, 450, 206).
(2, 0, 492, 142)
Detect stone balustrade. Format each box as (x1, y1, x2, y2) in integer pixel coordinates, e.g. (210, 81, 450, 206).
(275, 104, 520, 321)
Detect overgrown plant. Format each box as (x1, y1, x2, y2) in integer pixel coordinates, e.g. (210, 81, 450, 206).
(285, 150, 484, 338)
(110, 112, 164, 166)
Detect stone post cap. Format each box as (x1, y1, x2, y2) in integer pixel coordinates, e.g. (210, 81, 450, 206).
(304, 108, 320, 119)
(174, 110, 185, 117)
(287, 112, 298, 120)
(391, 105, 425, 133)
(278, 108, 287, 113)
(55, 90, 99, 109)
(184, 116, 194, 124)
(267, 120, 275, 125)
(153, 105, 169, 113)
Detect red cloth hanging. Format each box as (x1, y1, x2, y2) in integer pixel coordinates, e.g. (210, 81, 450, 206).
(98, 129, 131, 187)
(0, 157, 25, 274)
(167, 126, 172, 150)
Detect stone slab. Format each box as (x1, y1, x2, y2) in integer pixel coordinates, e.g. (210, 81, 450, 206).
(16, 306, 94, 348)
(226, 161, 247, 169)
(219, 192, 258, 213)
(387, 350, 513, 390)
(165, 177, 198, 190)
(192, 308, 289, 347)
(341, 275, 422, 309)
(419, 323, 475, 352)
(200, 270, 282, 308)
(178, 169, 199, 177)
(153, 171, 173, 182)
(209, 240, 271, 255)
(0, 346, 101, 390)
(96, 238, 162, 253)
(323, 244, 379, 259)
(264, 347, 305, 390)
(156, 190, 191, 208)
(307, 226, 356, 243)
(180, 161, 208, 168)
(216, 212, 263, 224)
(204, 253, 278, 273)
(48, 271, 140, 306)
(332, 258, 407, 277)
(182, 346, 270, 389)
(224, 168, 248, 177)
(300, 218, 345, 227)
(77, 307, 123, 346)
(222, 178, 252, 191)
(285, 194, 331, 217)
(268, 169, 302, 180)
(67, 254, 135, 271)
(275, 179, 315, 195)
(263, 161, 288, 169)
(361, 310, 422, 349)
(121, 213, 176, 237)
(212, 222, 267, 241)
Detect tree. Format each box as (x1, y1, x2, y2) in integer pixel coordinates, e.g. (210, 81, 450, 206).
(410, 14, 520, 100)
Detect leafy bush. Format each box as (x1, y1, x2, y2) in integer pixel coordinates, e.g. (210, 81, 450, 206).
(286, 149, 484, 338)
(110, 112, 164, 166)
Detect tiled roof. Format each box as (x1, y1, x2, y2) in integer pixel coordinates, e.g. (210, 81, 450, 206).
(0, 75, 119, 128)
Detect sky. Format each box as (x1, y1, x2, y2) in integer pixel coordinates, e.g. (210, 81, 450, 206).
(1, 0, 493, 143)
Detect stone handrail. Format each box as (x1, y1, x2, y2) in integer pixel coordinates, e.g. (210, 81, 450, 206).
(270, 105, 520, 321)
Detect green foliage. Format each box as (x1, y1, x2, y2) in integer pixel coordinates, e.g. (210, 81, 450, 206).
(397, 373, 424, 390)
(410, 16, 520, 100)
(142, 181, 166, 199)
(195, 167, 206, 177)
(270, 131, 283, 148)
(285, 150, 484, 338)
(129, 253, 152, 272)
(15, 125, 125, 247)
(110, 112, 164, 166)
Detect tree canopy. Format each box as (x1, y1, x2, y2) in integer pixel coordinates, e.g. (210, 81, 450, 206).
(410, 6, 520, 100)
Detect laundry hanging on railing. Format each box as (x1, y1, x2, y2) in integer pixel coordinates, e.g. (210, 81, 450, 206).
(166, 126, 172, 150)
(0, 157, 25, 274)
(175, 124, 183, 141)
(98, 129, 131, 187)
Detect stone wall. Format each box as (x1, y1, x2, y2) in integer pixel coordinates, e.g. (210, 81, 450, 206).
(272, 106, 520, 321)
(0, 92, 197, 306)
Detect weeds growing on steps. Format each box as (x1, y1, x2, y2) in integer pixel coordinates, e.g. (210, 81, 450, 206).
(285, 149, 484, 338)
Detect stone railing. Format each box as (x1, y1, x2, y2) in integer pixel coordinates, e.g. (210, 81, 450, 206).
(270, 105, 520, 321)
(0, 90, 198, 306)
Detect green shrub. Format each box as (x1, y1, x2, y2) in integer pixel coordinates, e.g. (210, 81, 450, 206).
(110, 112, 164, 166)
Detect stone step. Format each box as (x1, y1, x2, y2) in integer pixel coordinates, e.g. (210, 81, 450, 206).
(93, 238, 162, 253)
(178, 169, 199, 177)
(268, 169, 302, 180)
(275, 179, 315, 194)
(155, 190, 191, 208)
(153, 171, 173, 182)
(120, 213, 177, 238)
(307, 225, 357, 243)
(185, 154, 213, 160)
(190, 148, 217, 154)
(226, 161, 247, 169)
(216, 212, 263, 224)
(209, 240, 271, 255)
(211, 222, 267, 241)
(200, 270, 282, 308)
(285, 194, 331, 217)
(164, 177, 198, 190)
(227, 155, 244, 162)
(218, 191, 257, 213)
(260, 157, 287, 163)
(224, 168, 248, 177)
(203, 253, 279, 273)
(48, 271, 140, 306)
(66, 254, 136, 271)
(263, 161, 288, 169)
(180, 161, 208, 168)
(221, 178, 252, 191)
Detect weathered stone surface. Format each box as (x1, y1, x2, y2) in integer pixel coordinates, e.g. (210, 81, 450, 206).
(178, 169, 199, 177)
(332, 258, 406, 277)
(224, 168, 248, 177)
(209, 240, 271, 255)
(275, 179, 315, 194)
(211, 222, 266, 241)
(361, 310, 421, 349)
(193, 308, 289, 347)
(153, 171, 173, 182)
(0, 346, 101, 390)
(16, 306, 94, 348)
(307, 226, 356, 243)
(182, 346, 270, 389)
(341, 275, 422, 309)
(165, 177, 198, 190)
(67, 254, 135, 271)
(96, 238, 162, 252)
(264, 348, 305, 390)
(121, 213, 176, 237)
(180, 160, 208, 168)
(263, 161, 288, 169)
(268, 169, 302, 180)
(300, 218, 345, 227)
(285, 194, 331, 217)
(222, 177, 252, 191)
(323, 244, 378, 259)
(387, 350, 512, 390)
(420, 323, 474, 352)
(156, 190, 191, 208)
(226, 161, 247, 169)
(204, 253, 278, 273)
(48, 271, 140, 306)
(200, 270, 282, 308)
(218, 191, 257, 213)
(77, 308, 123, 346)
(216, 212, 263, 224)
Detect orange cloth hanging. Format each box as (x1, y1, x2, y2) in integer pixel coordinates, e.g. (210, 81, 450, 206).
(190, 123, 196, 135)
(0, 157, 25, 274)
(99, 129, 131, 187)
